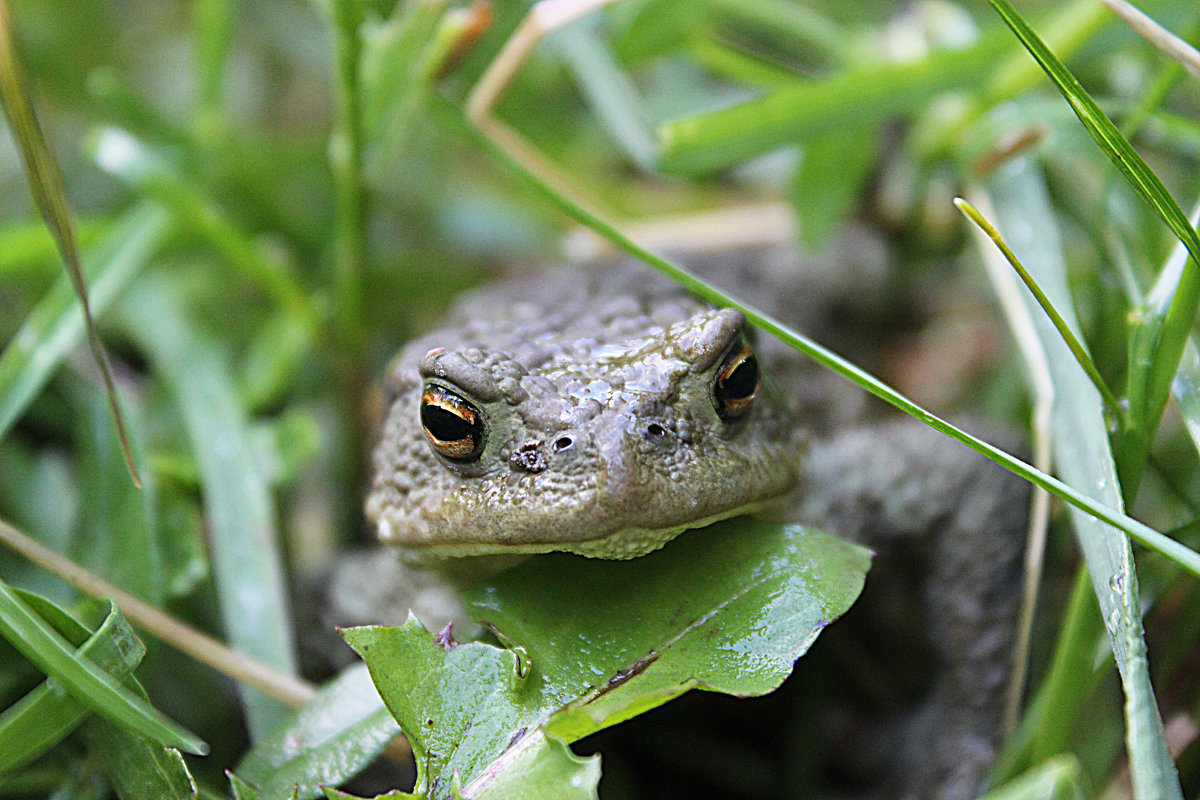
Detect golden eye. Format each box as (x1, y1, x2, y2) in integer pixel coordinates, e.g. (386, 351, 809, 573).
(420, 384, 486, 461)
(712, 337, 760, 420)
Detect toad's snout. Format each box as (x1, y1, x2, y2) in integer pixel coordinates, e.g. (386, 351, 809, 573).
(592, 415, 682, 504)
(506, 413, 679, 498)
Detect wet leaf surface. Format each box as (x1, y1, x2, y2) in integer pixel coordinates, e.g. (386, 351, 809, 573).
(345, 519, 868, 798)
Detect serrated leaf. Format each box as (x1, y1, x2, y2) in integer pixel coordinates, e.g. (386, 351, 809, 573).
(456, 734, 598, 800)
(322, 786, 416, 799)
(236, 664, 400, 800)
(345, 519, 868, 798)
(342, 619, 522, 798)
(227, 772, 267, 800)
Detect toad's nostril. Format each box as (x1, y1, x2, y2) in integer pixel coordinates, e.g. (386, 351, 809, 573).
(510, 441, 548, 473)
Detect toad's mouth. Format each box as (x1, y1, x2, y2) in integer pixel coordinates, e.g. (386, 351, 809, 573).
(381, 495, 782, 561)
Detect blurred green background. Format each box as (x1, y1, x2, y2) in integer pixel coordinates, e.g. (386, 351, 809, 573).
(2, 0, 1200, 797)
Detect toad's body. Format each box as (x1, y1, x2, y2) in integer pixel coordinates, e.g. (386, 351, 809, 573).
(354, 237, 1026, 800)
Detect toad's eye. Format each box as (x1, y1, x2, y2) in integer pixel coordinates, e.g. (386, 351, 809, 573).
(420, 384, 486, 461)
(712, 337, 760, 420)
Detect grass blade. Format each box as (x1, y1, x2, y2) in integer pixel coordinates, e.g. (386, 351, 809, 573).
(791, 122, 879, 250)
(707, 0, 849, 65)
(988, 0, 1200, 263)
(991, 572, 1105, 782)
(0, 515, 316, 709)
(980, 160, 1181, 800)
(192, 0, 232, 130)
(116, 270, 299, 741)
(360, 0, 461, 175)
(657, 29, 1012, 175)
(0, 590, 145, 773)
(982, 754, 1088, 800)
(987, 2, 1200, 475)
(325, 0, 367, 360)
(235, 664, 401, 798)
(1118, 199, 1200, 495)
(555, 20, 658, 172)
(436, 92, 1200, 581)
(0, 580, 207, 756)
(955, 197, 1120, 414)
(0, 0, 140, 486)
(1173, 341, 1200, 455)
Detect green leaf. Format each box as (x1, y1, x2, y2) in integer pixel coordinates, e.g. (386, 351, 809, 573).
(0, 591, 143, 773)
(0, 583, 207, 756)
(116, 270, 298, 740)
(456, 734, 598, 800)
(983, 160, 1181, 800)
(476, 519, 869, 741)
(555, 20, 657, 172)
(322, 787, 415, 800)
(227, 772, 267, 800)
(344, 520, 868, 798)
(0, 203, 171, 443)
(236, 664, 400, 800)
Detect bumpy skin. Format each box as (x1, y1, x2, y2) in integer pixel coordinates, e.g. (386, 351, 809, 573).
(367, 262, 803, 560)
(350, 228, 1025, 800)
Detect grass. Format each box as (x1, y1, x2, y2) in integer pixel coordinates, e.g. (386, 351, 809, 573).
(1, 0, 1200, 798)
